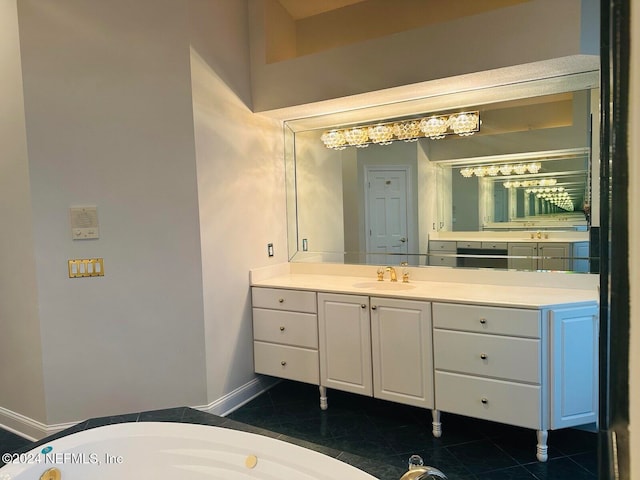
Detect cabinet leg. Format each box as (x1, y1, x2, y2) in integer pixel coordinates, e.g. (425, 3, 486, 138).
(536, 430, 548, 462)
(319, 386, 328, 410)
(431, 410, 442, 438)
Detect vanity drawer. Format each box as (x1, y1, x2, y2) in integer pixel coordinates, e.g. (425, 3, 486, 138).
(252, 287, 317, 313)
(435, 371, 541, 429)
(432, 303, 540, 338)
(429, 256, 457, 267)
(433, 330, 540, 383)
(429, 241, 457, 252)
(254, 342, 319, 384)
(253, 308, 318, 348)
(457, 241, 482, 249)
(481, 241, 508, 250)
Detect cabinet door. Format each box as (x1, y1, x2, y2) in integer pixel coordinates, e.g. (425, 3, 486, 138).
(318, 293, 372, 396)
(370, 297, 434, 408)
(571, 241, 590, 273)
(538, 243, 570, 271)
(550, 305, 598, 429)
(507, 243, 538, 270)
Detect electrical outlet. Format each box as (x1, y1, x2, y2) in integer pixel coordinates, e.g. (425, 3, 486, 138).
(267, 243, 274, 257)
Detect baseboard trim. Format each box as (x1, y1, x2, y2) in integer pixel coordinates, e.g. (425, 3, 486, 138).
(195, 376, 280, 417)
(0, 406, 46, 441)
(1, 376, 281, 441)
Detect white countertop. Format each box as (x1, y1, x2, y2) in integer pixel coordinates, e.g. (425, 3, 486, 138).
(429, 231, 590, 244)
(251, 272, 597, 309)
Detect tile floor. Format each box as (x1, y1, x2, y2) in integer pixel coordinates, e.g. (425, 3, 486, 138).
(0, 380, 598, 479)
(226, 380, 598, 480)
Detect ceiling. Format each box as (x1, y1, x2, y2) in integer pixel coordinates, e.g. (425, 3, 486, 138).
(276, 0, 368, 20)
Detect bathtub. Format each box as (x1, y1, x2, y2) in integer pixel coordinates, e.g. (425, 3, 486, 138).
(0, 422, 378, 479)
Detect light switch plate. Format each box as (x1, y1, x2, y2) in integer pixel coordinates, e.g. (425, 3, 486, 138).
(68, 258, 104, 278)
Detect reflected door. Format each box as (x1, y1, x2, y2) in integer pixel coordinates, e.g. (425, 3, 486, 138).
(365, 167, 409, 265)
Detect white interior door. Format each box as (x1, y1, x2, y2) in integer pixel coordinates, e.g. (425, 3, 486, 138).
(365, 167, 409, 265)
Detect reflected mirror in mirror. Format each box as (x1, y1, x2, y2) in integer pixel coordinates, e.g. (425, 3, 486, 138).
(285, 75, 600, 273)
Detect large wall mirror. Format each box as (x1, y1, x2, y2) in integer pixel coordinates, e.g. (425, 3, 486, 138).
(285, 67, 600, 273)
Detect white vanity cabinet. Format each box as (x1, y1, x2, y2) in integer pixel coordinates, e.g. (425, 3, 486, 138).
(432, 301, 598, 461)
(370, 297, 434, 409)
(252, 287, 320, 385)
(250, 276, 598, 462)
(318, 293, 434, 409)
(317, 293, 373, 396)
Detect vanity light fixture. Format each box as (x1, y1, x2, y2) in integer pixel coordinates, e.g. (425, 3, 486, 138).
(319, 111, 480, 150)
(320, 130, 347, 150)
(367, 124, 394, 145)
(419, 115, 449, 139)
(460, 162, 542, 178)
(449, 112, 480, 136)
(504, 178, 557, 188)
(392, 120, 422, 142)
(344, 127, 370, 147)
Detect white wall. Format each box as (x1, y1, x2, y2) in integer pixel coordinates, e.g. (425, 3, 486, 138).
(0, 0, 47, 432)
(188, 0, 286, 405)
(629, 1, 639, 476)
(15, 0, 207, 425)
(293, 131, 345, 256)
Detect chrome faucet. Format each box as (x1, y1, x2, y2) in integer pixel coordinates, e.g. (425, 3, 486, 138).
(386, 266, 398, 282)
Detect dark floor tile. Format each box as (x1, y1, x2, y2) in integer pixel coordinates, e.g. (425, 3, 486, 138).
(524, 456, 597, 480)
(376, 423, 442, 454)
(569, 452, 598, 475)
(138, 406, 186, 422)
(491, 429, 563, 465)
(447, 439, 520, 474)
(180, 407, 226, 427)
(0, 429, 33, 467)
(547, 428, 597, 456)
(337, 451, 406, 480)
(321, 431, 398, 459)
(0, 429, 32, 452)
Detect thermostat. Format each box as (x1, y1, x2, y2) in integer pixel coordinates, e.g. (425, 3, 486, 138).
(70, 206, 99, 239)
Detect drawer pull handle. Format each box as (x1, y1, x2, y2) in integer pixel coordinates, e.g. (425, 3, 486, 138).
(361, 304, 367, 309)
(479, 318, 487, 325)
(371, 305, 377, 310)
(280, 361, 287, 366)
(279, 326, 285, 331)
(481, 397, 489, 404)
(278, 298, 285, 303)
(480, 353, 488, 360)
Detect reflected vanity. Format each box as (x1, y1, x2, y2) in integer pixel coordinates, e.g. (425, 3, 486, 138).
(284, 69, 600, 273)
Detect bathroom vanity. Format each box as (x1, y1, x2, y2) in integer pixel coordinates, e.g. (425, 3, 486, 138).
(427, 231, 590, 271)
(250, 263, 598, 462)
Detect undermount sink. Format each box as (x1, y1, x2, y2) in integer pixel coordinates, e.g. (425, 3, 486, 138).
(352, 281, 416, 291)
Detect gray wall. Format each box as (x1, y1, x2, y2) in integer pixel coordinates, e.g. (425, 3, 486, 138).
(1, 0, 285, 434)
(249, 0, 599, 111)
